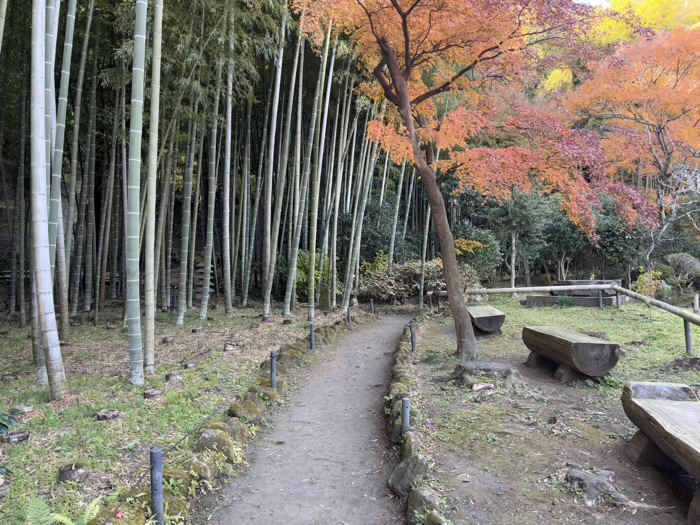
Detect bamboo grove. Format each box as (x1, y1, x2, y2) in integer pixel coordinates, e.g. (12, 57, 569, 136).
(0, 0, 441, 400)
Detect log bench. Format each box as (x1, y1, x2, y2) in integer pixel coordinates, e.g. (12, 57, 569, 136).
(467, 305, 505, 334)
(522, 326, 619, 382)
(622, 382, 700, 523)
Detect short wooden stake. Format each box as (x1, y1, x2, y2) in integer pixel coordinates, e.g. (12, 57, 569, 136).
(694, 293, 699, 314)
(347, 307, 352, 328)
(150, 448, 165, 525)
(410, 325, 416, 353)
(310, 322, 316, 350)
(401, 398, 410, 436)
(270, 352, 277, 390)
(370, 299, 375, 315)
(616, 291, 621, 308)
(598, 289, 604, 309)
(684, 319, 692, 355)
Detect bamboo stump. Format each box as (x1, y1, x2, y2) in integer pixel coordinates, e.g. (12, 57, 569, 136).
(622, 382, 700, 523)
(522, 326, 619, 380)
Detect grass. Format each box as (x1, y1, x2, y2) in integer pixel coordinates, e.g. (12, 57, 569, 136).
(0, 303, 346, 524)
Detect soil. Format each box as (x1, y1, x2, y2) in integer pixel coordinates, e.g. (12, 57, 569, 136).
(192, 315, 410, 525)
(411, 316, 696, 525)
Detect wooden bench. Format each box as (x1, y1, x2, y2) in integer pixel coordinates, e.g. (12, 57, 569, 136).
(467, 305, 505, 333)
(522, 326, 619, 382)
(622, 382, 700, 523)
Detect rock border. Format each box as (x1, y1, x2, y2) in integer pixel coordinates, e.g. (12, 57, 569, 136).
(384, 316, 449, 525)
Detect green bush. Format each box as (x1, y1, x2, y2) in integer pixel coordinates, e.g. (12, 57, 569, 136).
(358, 255, 480, 303)
(452, 220, 502, 281)
(665, 253, 700, 286)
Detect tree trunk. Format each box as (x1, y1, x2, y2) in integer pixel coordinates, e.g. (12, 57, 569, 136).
(31, 0, 68, 400)
(176, 118, 197, 325)
(380, 44, 476, 359)
(125, 0, 149, 385)
(510, 231, 517, 297)
(222, 11, 235, 314)
(144, 0, 163, 373)
(388, 159, 406, 269)
(419, 203, 431, 309)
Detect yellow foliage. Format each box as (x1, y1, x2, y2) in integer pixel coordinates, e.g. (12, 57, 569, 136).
(542, 68, 574, 92)
(588, 16, 635, 46)
(454, 238, 488, 256)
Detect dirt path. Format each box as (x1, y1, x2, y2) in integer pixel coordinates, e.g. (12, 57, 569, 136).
(195, 316, 408, 525)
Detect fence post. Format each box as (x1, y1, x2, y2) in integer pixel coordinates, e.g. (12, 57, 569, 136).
(370, 299, 375, 315)
(310, 322, 316, 350)
(598, 289, 604, 309)
(694, 293, 699, 314)
(410, 324, 416, 354)
(270, 352, 277, 390)
(150, 448, 165, 525)
(616, 291, 621, 308)
(401, 398, 411, 436)
(684, 320, 693, 355)
(347, 307, 352, 328)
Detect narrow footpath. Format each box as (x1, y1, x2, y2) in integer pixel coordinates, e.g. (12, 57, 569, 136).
(197, 315, 409, 525)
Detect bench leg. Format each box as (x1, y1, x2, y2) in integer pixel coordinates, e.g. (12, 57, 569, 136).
(553, 364, 586, 383)
(526, 351, 550, 369)
(689, 489, 700, 524)
(627, 430, 667, 467)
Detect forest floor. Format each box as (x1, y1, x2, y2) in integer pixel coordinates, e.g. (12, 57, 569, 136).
(0, 301, 374, 523)
(191, 315, 408, 525)
(412, 297, 700, 525)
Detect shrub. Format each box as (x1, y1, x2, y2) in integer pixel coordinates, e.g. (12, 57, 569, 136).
(634, 267, 666, 299)
(452, 220, 502, 281)
(665, 253, 700, 286)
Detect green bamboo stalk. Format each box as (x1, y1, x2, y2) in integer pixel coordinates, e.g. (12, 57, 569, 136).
(388, 159, 406, 268)
(144, 0, 163, 374)
(126, 0, 149, 385)
(176, 118, 197, 326)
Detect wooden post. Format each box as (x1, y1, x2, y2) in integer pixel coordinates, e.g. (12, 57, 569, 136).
(615, 291, 621, 308)
(694, 293, 699, 314)
(598, 289, 603, 309)
(684, 319, 692, 355)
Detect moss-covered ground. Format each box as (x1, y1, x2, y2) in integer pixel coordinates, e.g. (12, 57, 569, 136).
(411, 297, 699, 525)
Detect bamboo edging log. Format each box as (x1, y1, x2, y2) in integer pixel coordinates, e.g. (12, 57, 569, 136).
(611, 285, 700, 327)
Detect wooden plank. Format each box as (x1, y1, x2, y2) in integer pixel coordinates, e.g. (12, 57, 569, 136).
(621, 382, 700, 481)
(467, 305, 505, 333)
(522, 326, 619, 377)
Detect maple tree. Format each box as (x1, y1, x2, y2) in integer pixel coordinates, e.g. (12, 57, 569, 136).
(293, 0, 594, 359)
(568, 28, 700, 261)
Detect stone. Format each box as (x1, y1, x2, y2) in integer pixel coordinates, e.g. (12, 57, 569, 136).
(166, 372, 184, 386)
(223, 342, 237, 352)
(202, 420, 234, 436)
(407, 486, 442, 525)
(194, 429, 240, 464)
(424, 510, 448, 525)
(319, 283, 332, 313)
(565, 465, 628, 507)
(388, 452, 431, 497)
(184, 363, 197, 369)
(143, 389, 164, 399)
(58, 463, 89, 483)
(191, 327, 202, 333)
(451, 361, 522, 381)
(0, 475, 11, 502)
(401, 431, 421, 460)
(224, 418, 252, 443)
(1, 373, 18, 383)
(0, 430, 29, 444)
(282, 318, 293, 325)
(96, 409, 121, 421)
(161, 336, 175, 344)
(188, 452, 220, 480)
(248, 384, 279, 404)
(227, 399, 263, 423)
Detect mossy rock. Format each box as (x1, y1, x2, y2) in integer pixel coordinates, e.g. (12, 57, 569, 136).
(202, 420, 234, 436)
(163, 468, 193, 498)
(90, 503, 147, 525)
(113, 484, 190, 522)
(407, 486, 441, 525)
(424, 509, 448, 525)
(194, 429, 241, 464)
(388, 381, 409, 401)
(248, 384, 280, 404)
(389, 417, 403, 444)
(188, 451, 220, 480)
(227, 398, 263, 423)
(224, 417, 252, 442)
(254, 375, 285, 393)
(401, 431, 421, 459)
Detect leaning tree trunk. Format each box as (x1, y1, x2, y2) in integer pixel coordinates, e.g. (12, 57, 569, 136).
(143, 0, 163, 374)
(125, 0, 149, 385)
(381, 44, 477, 360)
(31, 0, 68, 401)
